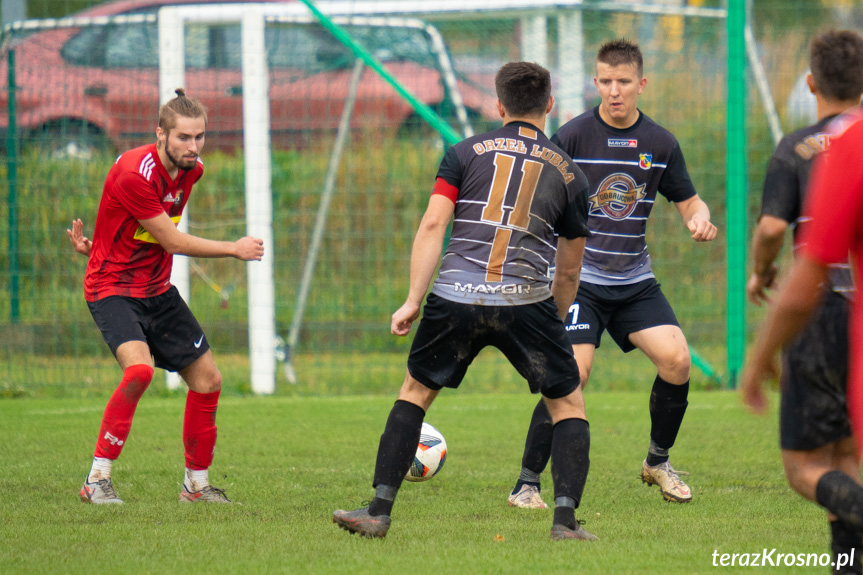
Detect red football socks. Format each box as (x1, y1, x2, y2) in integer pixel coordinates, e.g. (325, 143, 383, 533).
(93, 364, 154, 460)
(183, 389, 220, 470)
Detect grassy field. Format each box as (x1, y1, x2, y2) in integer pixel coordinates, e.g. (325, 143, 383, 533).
(1, 389, 833, 574)
(1, 337, 728, 399)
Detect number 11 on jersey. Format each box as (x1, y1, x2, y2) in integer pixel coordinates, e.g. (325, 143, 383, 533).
(482, 153, 544, 282)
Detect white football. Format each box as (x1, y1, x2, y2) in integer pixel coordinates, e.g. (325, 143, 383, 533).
(405, 422, 447, 482)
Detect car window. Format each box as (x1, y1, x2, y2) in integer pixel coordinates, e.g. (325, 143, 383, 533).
(264, 24, 438, 72)
(349, 26, 437, 68)
(201, 25, 237, 69)
(61, 17, 437, 72)
(185, 24, 212, 69)
(105, 24, 158, 68)
(266, 25, 349, 72)
(63, 21, 215, 70)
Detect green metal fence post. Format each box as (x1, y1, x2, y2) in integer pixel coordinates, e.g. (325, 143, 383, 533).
(726, 0, 747, 388)
(7, 47, 20, 323)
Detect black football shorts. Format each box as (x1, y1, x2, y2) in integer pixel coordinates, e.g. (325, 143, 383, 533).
(87, 286, 210, 372)
(407, 293, 580, 399)
(563, 278, 679, 352)
(780, 290, 852, 451)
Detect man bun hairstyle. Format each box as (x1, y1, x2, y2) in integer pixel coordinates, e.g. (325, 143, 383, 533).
(495, 61, 552, 118)
(158, 88, 208, 132)
(596, 39, 644, 77)
(810, 30, 863, 102)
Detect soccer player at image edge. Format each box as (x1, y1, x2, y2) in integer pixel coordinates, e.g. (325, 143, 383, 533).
(742, 29, 863, 575)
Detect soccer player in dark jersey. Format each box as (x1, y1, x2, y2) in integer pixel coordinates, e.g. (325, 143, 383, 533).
(507, 39, 717, 509)
(333, 62, 596, 541)
(66, 89, 264, 505)
(742, 30, 863, 574)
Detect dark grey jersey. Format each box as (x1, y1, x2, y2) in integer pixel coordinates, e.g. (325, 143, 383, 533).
(761, 114, 854, 294)
(431, 121, 591, 306)
(551, 107, 696, 285)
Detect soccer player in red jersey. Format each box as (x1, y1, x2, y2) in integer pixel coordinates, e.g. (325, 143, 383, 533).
(67, 89, 264, 504)
(742, 31, 863, 573)
(742, 30, 863, 573)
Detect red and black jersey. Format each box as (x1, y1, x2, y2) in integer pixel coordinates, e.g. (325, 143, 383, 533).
(800, 107, 863, 454)
(430, 121, 591, 306)
(551, 107, 696, 285)
(84, 144, 203, 302)
(761, 114, 853, 294)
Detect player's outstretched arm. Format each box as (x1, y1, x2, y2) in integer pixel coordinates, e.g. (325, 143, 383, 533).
(138, 212, 264, 260)
(746, 215, 788, 306)
(675, 195, 718, 242)
(740, 255, 829, 413)
(391, 195, 454, 336)
(66, 218, 92, 256)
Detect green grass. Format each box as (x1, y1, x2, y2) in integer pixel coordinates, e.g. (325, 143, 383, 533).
(1, 339, 727, 399)
(1, 389, 832, 574)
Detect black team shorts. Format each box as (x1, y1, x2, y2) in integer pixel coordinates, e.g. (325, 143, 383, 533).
(563, 278, 679, 352)
(780, 290, 852, 451)
(407, 293, 581, 399)
(87, 286, 210, 373)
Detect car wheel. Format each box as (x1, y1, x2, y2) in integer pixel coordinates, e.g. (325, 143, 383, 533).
(31, 121, 111, 160)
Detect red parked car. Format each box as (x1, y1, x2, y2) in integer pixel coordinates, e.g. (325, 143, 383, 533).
(0, 0, 498, 155)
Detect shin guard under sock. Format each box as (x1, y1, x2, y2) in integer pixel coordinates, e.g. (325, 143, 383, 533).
(648, 376, 689, 464)
(817, 471, 863, 533)
(521, 399, 553, 476)
(183, 389, 220, 470)
(93, 364, 154, 460)
(372, 400, 425, 491)
(550, 418, 590, 507)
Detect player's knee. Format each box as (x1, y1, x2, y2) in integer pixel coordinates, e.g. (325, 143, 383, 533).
(190, 365, 223, 394)
(831, 439, 860, 479)
(782, 454, 832, 500)
(209, 368, 223, 393)
(123, 364, 154, 398)
(834, 437, 858, 461)
(125, 363, 154, 384)
(660, 348, 691, 382)
(398, 373, 438, 411)
(544, 388, 587, 423)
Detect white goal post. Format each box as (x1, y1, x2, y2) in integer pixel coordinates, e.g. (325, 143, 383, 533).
(161, 4, 276, 394)
(158, 3, 479, 394)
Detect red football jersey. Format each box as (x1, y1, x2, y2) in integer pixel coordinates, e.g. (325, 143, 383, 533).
(800, 108, 863, 454)
(84, 144, 203, 301)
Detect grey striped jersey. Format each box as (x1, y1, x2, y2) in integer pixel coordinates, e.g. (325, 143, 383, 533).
(430, 121, 591, 306)
(760, 114, 854, 295)
(551, 107, 696, 285)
